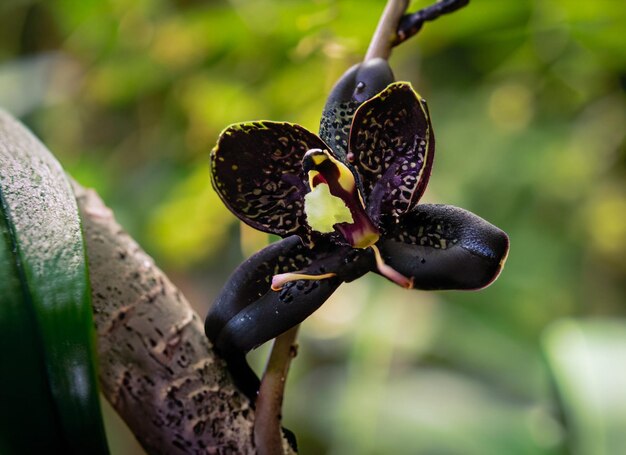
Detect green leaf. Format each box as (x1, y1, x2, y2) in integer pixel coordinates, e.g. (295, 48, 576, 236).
(543, 319, 626, 455)
(0, 111, 108, 453)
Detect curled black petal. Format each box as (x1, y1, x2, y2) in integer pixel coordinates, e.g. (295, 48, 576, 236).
(205, 235, 371, 399)
(206, 237, 371, 353)
(205, 236, 307, 340)
(376, 204, 509, 290)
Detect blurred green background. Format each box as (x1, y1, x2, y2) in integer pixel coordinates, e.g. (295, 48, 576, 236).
(1, 0, 625, 453)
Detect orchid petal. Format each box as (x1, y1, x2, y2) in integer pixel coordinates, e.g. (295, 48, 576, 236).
(210, 121, 329, 240)
(348, 82, 435, 224)
(376, 204, 509, 290)
(206, 236, 370, 353)
(319, 59, 395, 160)
(205, 235, 371, 399)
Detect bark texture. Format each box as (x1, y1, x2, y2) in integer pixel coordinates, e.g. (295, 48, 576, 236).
(73, 182, 258, 454)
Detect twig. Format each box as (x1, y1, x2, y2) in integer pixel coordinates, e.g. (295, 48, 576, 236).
(394, 0, 470, 47)
(254, 326, 300, 455)
(365, 0, 410, 61)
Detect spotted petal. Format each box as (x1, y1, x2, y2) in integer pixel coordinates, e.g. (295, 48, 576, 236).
(376, 204, 509, 290)
(348, 82, 435, 225)
(210, 121, 329, 239)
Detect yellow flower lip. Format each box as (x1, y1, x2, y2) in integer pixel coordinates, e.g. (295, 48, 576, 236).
(304, 183, 354, 233)
(302, 148, 380, 248)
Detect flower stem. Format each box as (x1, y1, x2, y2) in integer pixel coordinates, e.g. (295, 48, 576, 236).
(365, 0, 410, 61)
(254, 325, 300, 455)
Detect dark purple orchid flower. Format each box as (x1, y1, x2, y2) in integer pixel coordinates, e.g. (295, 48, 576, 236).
(205, 61, 509, 400)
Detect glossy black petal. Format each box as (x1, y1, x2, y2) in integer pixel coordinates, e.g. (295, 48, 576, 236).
(205, 236, 306, 340)
(376, 204, 509, 290)
(205, 236, 371, 399)
(348, 82, 435, 225)
(210, 121, 330, 240)
(206, 236, 371, 353)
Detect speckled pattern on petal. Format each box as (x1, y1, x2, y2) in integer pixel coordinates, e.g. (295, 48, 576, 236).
(348, 82, 435, 225)
(211, 121, 329, 240)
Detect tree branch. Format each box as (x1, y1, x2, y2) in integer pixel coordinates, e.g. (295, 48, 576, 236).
(73, 180, 266, 454)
